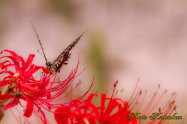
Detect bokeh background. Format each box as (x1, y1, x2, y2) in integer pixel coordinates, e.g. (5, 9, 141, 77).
(0, 0, 187, 123)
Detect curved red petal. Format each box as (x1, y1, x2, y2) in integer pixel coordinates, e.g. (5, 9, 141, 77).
(24, 98, 34, 117)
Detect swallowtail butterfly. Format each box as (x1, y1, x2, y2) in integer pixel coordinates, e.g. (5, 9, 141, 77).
(32, 25, 84, 74)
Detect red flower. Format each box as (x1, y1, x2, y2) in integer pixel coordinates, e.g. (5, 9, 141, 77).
(54, 81, 137, 124)
(0, 49, 83, 124)
(54, 80, 179, 124)
(0, 49, 179, 124)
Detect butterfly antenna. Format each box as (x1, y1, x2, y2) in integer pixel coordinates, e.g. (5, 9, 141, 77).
(31, 23, 48, 64)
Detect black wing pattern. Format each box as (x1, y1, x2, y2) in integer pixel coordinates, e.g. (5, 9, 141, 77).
(48, 33, 84, 74)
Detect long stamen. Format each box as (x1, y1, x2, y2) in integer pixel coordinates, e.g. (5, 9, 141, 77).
(128, 78, 139, 104)
(103, 81, 118, 117)
(142, 84, 160, 115)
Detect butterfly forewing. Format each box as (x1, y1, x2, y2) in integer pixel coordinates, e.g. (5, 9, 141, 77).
(49, 33, 84, 74)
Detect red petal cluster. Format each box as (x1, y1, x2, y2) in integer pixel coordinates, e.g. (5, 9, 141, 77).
(0, 50, 80, 123)
(54, 82, 137, 124)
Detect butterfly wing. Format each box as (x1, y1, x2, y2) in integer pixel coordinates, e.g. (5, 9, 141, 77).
(49, 33, 84, 74)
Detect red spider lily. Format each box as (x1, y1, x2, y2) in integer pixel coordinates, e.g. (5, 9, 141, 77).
(0, 49, 180, 124)
(0, 49, 85, 124)
(54, 80, 180, 124)
(54, 81, 137, 124)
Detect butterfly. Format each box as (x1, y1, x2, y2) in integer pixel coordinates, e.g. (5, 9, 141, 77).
(32, 25, 84, 74)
